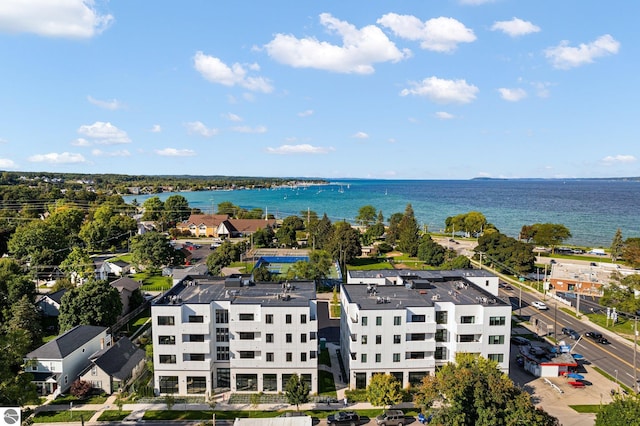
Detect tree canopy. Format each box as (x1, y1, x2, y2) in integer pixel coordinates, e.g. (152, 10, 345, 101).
(397, 204, 420, 256)
(475, 232, 536, 275)
(284, 374, 310, 411)
(366, 373, 403, 407)
(58, 279, 123, 332)
(596, 392, 640, 425)
(520, 223, 572, 250)
(131, 231, 183, 270)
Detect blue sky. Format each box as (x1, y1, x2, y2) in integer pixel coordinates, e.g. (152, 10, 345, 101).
(0, 0, 637, 180)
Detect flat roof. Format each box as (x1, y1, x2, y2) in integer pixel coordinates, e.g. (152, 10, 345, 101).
(154, 276, 316, 307)
(342, 279, 508, 310)
(348, 268, 496, 281)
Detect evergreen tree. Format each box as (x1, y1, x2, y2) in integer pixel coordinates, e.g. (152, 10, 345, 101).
(610, 228, 624, 262)
(397, 204, 420, 257)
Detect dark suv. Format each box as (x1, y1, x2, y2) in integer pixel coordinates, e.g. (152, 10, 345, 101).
(375, 409, 406, 425)
(561, 327, 580, 340)
(327, 411, 360, 426)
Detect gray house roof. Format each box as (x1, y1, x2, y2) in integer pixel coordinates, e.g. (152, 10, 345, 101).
(110, 277, 142, 293)
(91, 337, 145, 380)
(26, 325, 107, 359)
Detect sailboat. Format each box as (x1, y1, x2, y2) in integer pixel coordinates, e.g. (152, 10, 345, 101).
(384, 189, 388, 196)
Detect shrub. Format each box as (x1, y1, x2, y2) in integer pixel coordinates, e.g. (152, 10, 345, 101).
(70, 380, 93, 399)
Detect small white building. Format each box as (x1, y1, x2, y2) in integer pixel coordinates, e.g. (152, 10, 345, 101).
(340, 270, 511, 389)
(151, 276, 318, 396)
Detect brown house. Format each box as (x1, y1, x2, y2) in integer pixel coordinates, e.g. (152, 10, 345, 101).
(176, 214, 230, 237)
(217, 218, 277, 238)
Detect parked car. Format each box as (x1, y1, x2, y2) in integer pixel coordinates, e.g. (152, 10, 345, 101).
(585, 331, 603, 340)
(375, 409, 406, 425)
(511, 336, 530, 346)
(561, 327, 580, 340)
(327, 411, 360, 426)
(531, 301, 548, 310)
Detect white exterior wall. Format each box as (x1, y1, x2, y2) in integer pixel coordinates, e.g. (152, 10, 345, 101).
(153, 296, 318, 396)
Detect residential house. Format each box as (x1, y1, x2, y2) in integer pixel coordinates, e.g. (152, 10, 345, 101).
(110, 277, 143, 316)
(97, 260, 132, 281)
(340, 270, 511, 389)
(36, 289, 67, 317)
(25, 325, 110, 397)
(216, 218, 277, 239)
(151, 276, 318, 396)
(176, 214, 230, 237)
(80, 337, 145, 394)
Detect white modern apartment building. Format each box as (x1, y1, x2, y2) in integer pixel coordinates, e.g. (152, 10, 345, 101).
(340, 270, 511, 389)
(151, 276, 318, 396)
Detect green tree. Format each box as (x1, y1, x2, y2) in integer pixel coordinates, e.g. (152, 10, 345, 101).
(526, 223, 572, 251)
(397, 204, 420, 257)
(79, 203, 137, 251)
(0, 329, 38, 406)
(309, 213, 332, 250)
(60, 247, 94, 284)
(355, 205, 377, 228)
(163, 195, 191, 224)
(252, 226, 275, 248)
(131, 231, 181, 270)
(386, 212, 404, 246)
(475, 232, 535, 276)
(326, 221, 362, 265)
(0, 258, 35, 323)
(600, 274, 640, 314)
(443, 255, 472, 270)
(206, 241, 242, 275)
(276, 216, 304, 247)
(366, 373, 403, 407)
(252, 264, 271, 282)
(622, 238, 640, 268)
(610, 229, 624, 263)
(58, 279, 123, 332)
(4, 295, 42, 351)
(414, 353, 558, 426)
(596, 392, 640, 425)
(284, 374, 310, 411)
(417, 235, 446, 266)
(141, 196, 164, 222)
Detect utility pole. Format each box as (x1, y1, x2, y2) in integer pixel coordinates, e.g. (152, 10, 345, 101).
(635, 316, 638, 392)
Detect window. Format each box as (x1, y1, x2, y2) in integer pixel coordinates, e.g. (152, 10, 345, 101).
(361, 335, 367, 344)
(394, 316, 402, 326)
(217, 368, 230, 388)
(409, 333, 426, 341)
(460, 316, 475, 324)
(286, 333, 292, 343)
(409, 372, 427, 387)
(188, 315, 204, 323)
(436, 311, 448, 324)
(239, 351, 255, 359)
(300, 314, 307, 324)
(489, 335, 505, 345)
(300, 333, 307, 343)
(411, 314, 425, 322)
(216, 346, 229, 361)
(376, 335, 382, 344)
(159, 376, 178, 393)
(236, 374, 257, 391)
(186, 376, 206, 394)
(393, 353, 401, 362)
(286, 352, 292, 362)
(239, 313, 254, 321)
(488, 354, 504, 362)
(435, 346, 447, 360)
(239, 332, 255, 340)
(215, 309, 228, 324)
(286, 314, 292, 324)
(184, 353, 205, 361)
(409, 352, 425, 359)
(159, 335, 175, 345)
(187, 334, 205, 342)
(361, 316, 368, 326)
(157, 316, 175, 326)
(159, 355, 176, 364)
(301, 352, 307, 362)
(265, 314, 273, 324)
(458, 334, 476, 343)
(393, 335, 401, 344)
(435, 329, 447, 342)
(263, 374, 277, 391)
(376, 316, 382, 326)
(266, 353, 274, 362)
(361, 353, 367, 363)
(375, 353, 381, 363)
(216, 328, 229, 342)
(310, 350, 317, 359)
(490, 316, 506, 326)
(266, 333, 274, 343)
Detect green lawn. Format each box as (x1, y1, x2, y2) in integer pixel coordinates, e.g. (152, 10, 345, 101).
(98, 410, 132, 421)
(132, 271, 172, 291)
(569, 405, 603, 413)
(33, 411, 96, 423)
(142, 408, 419, 421)
(50, 393, 107, 405)
(588, 313, 639, 337)
(318, 370, 336, 396)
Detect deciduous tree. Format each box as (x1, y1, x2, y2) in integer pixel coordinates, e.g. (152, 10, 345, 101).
(131, 231, 181, 270)
(596, 392, 640, 425)
(284, 374, 310, 412)
(355, 205, 377, 228)
(58, 279, 122, 332)
(366, 373, 403, 407)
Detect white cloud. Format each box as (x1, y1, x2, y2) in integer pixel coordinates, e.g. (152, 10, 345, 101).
(231, 125, 267, 134)
(298, 110, 314, 117)
(498, 88, 527, 101)
(378, 14, 476, 53)
(602, 154, 636, 165)
(71, 138, 91, 146)
(77, 121, 131, 144)
(545, 34, 620, 70)
(185, 121, 219, 137)
(266, 144, 334, 155)
(91, 149, 130, 157)
(264, 13, 411, 74)
(222, 113, 243, 122)
(532, 81, 552, 98)
(150, 124, 162, 133)
(155, 148, 196, 157)
(28, 152, 86, 164)
(491, 18, 540, 37)
(0, 158, 17, 168)
(352, 132, 369, 139)
(193, 51, 273, 93)
(0, 0, 113, 38)
(400, 76, 479, 104)
(87, 95, 123, 110)
(435, 111, 455, 120)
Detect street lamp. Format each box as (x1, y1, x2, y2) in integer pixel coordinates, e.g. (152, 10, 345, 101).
(614, 369, 619, 391)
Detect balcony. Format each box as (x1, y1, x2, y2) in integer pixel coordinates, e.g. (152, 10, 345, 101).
(455, 323, 484, 334)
